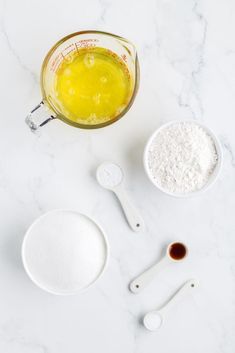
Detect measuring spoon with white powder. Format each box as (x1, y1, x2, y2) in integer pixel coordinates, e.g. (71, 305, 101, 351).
(96, 162, 145, 232)
(130, 242, 188, 293)
(143, 279, 198, 331)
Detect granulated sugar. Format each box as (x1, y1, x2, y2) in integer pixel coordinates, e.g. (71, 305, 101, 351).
(147, 121, 218, 194)
(23, 210, 107, 294)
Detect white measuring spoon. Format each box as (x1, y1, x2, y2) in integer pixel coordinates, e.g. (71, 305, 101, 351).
(143, 279, 198, 331)
(96, 162, 145, 232)
(130, 242, 188, 293)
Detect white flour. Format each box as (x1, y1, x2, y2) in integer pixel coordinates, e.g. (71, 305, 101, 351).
(147, 121, 218, 194)
(23, 210, 107, 294)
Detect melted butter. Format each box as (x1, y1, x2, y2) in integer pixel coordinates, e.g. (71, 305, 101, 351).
(53, 47, 133, 125)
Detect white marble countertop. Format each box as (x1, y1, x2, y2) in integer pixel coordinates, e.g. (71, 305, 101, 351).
(0, 0, 235, 352)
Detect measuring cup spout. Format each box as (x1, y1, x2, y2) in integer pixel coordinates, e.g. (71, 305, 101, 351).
(118, 37, 137, 60)
(25, 101, 56, 132)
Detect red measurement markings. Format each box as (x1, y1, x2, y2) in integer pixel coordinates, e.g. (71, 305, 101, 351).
(75, 42, 96, 49)
(78, 39, 98, 43)
(75, 38, 98, 49)
(62, 44, 76, 58)
(63, 44, 74, 51)
(75, 42, 79, 53)
(105, 49, 131, 81)
(121, 54, 127, 62)
(64, 48, 75, 56)
(50, 52, 64, 72)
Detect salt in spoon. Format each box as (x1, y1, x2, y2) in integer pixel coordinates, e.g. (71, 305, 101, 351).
(143, 279, 198, 331)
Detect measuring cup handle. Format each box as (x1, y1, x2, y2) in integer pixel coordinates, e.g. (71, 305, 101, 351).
(25, 101, 56, 132)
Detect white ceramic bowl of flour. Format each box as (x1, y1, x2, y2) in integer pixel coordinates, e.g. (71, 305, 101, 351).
(22, 210, 109, 295)
(144, 120, 222, 197)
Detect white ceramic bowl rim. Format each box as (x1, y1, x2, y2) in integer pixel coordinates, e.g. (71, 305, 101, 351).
(143, 120, 223, 198)
(22, 209, 109, 295)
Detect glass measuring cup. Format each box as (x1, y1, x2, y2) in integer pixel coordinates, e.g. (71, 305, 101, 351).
(26, 30, 139, 131)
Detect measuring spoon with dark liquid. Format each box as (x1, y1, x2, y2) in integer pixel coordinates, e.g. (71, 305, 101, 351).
(129, 242, 188, 293)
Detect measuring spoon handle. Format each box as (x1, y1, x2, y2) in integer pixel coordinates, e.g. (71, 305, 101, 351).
(160, 279, 198, 316)
(113, 186, 145, 232)
(129, 256, 169, 293)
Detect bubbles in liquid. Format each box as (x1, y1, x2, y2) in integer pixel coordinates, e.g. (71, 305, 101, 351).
(93, 93, 101, 105)
(54, 47, 133, 125)
(64, 68, 72, 76)
(100, 76, 108, 84)
(84, 53, 95, 68)
(82, 113, 98, 124)
(66, 55, 74, 63)
(68, 88, 76, 96)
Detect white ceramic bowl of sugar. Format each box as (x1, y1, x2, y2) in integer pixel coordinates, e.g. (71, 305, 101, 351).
(22, 210, 109, 295)
(143, 120, 222, 197)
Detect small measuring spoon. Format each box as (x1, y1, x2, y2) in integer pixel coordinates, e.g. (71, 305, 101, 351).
(143, 279, 198, 331)
(96, 162, 145, 232)
(130, 242, 188, 293)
